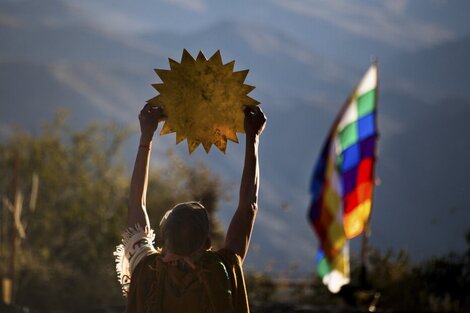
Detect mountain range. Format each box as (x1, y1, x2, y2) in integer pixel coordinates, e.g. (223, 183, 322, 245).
(1, 0, 469, 274)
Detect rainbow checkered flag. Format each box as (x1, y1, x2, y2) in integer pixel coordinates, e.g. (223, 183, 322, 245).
(308, 63, 379, 293)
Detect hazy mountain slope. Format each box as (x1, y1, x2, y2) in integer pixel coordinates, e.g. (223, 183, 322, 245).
(372, 93, 470, 258)
(1, 0, 470, 272)
(383, 35, 470, 101)
(0, 0, 165, 66)
(367, 36, 470, 258)
(0, 0, 80, 27)
(0, 61, 102, 129)
(1, 0, 349, 271)
(0, 60, 155, 131)
(74, 0, 470, 67)
(0, 25, 161, 66)
(0, 0, 163, 131)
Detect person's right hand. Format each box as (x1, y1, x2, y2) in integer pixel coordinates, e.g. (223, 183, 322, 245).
(139, 104, 166, 139)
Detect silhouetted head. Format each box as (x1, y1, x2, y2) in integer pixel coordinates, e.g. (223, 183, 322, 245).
(159, 201, 210, 257)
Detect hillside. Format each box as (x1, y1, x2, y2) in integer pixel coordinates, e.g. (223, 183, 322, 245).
(383, 35, 470, 101)
(1, 0, 470, 272)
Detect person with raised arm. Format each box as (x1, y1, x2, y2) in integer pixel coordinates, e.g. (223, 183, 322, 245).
(114, 103, 266, 313)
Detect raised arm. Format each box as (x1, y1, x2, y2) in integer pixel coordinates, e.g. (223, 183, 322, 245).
(225, 106, 266, 262)
(127, 104, 165, 228)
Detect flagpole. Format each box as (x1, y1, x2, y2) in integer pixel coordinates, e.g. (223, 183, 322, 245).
(360, 58, 379, 288)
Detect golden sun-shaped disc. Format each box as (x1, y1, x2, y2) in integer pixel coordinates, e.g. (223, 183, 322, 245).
(147, 49, 259, 154)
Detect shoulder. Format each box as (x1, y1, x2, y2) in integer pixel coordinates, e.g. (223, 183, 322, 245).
(133, 252, 160, 275)
(215, 248, 243, 268)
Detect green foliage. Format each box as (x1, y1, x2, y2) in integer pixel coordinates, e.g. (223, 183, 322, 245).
(0, 113, 129, 310)
(349, 240, 470, 312)
(245, 271, 278, 304)
(358, 248, 421, 311)
(271, 237, 470, 312)
(0, 113, 225, 311)
(301, 274, 341, 306)
(410, 237, 470, 313)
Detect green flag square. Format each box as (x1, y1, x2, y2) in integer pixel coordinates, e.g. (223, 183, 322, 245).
(339, 122, 358, 151)
(357, 90, 375, 117)
(317, 257, 331, 278)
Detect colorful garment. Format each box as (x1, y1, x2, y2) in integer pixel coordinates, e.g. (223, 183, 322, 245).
(114, 225, 249, 313)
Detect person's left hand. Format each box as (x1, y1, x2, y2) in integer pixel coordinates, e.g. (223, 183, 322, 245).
(244, 106, 267, 138)
(139, 104, 166, 139)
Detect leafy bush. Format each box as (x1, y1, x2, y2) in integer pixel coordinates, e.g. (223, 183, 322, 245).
(0, 113, 225, 311)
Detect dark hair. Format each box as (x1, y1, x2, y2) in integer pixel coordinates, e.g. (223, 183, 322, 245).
(159, 201, 210, 256)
